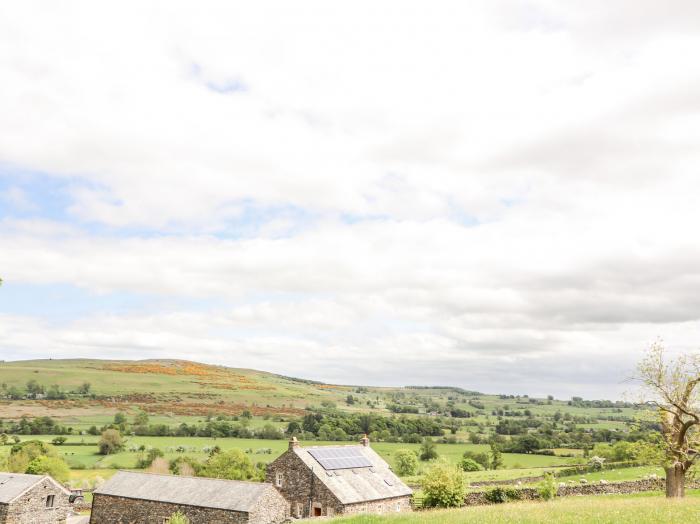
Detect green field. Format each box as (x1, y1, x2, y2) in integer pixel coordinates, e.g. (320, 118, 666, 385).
(330, 492, 700, 523)
(0, 435, 580, 481)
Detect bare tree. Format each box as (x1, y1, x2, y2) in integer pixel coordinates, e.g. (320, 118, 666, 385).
(637, 341, 700, 497)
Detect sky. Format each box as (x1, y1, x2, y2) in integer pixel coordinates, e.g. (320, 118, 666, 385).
(1, 1, 700, 399)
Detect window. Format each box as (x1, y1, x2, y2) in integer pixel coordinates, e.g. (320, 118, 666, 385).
(45, 495, 55, 508)
(275, 471, 283, 487)
(395, 502, 401, 512)
(296, 502, 303, 518)
(377, 504, 383, 513)
(327, 507, 334, 517)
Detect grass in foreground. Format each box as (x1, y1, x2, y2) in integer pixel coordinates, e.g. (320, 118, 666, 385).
(331, 492, 700, 524)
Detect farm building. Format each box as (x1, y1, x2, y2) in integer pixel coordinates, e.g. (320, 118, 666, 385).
(266, 436, 413, 518)
(0, 472, 72, 523)
(90, 471, 289, 524)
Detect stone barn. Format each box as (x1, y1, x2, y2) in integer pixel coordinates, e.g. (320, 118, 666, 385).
(90, 471, 289, 524)
(0, 472, 72, 524)
(266, 436, 412, 518)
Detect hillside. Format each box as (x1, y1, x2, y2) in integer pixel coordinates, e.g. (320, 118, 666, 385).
(0, 358, 639, 436)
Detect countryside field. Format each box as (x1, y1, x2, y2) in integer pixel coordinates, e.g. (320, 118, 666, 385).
(330, 492, 700, 524)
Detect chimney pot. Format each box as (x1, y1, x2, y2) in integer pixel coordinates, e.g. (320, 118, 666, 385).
(289, 436, 299, 450)
(360, 434, 370, 447)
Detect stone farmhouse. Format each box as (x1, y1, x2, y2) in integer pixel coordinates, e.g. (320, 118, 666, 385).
(0, 472, 72, 524)
(266, 436, 413, 518)
(90, 471, 289, 524)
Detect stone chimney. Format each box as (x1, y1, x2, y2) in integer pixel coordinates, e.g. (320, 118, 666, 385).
(289, 436, 299, 450)
(360, 434, 370, 447)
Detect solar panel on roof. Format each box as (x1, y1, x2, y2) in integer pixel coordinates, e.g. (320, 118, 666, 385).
(308, 447, 373, 470)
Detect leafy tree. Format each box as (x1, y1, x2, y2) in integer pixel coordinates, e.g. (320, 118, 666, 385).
(77, 382, 91, 395)
(419, 439, 438, 461)
(0, 433, 8, 446)
(200, 449, 261, 481)
(137, 448, 164, 469)
(537, 472, 557, 501)
(26, 380, 44, 398)
(421, 460, 466, 508)
(637, 341, 700, 497)
(490, 442, 503, 470)
(114, 412, 128, 426)
(394, 449, 418, 476)
(51, 436, 67, 446)
(98, 429, 124, 455)
(133, 410, 149, 426)
(25, 456, 70, 483)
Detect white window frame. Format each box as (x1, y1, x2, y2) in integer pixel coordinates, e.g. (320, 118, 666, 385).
(275, 471, 283, 487)
(296, 502, 303, 518)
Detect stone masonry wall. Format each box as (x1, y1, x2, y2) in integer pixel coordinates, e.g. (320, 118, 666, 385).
(266, 450, 342, 518)
(248, 485, 290, 524)
(89, 494, 250, 524)
(342, 496, 413, 516)
(0, 478, 71, 524)
(462, 478, 700, 506)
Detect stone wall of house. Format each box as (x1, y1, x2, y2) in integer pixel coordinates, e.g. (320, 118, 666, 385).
(0, 478, 71, 524)
(342, 496, 413, 516)
(266, 449, 342, 518)
(89, 494, 252, 524)
(248, 485, 290, 524)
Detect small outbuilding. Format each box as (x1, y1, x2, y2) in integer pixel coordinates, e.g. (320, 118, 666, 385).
(266, 436, 413, 518)
(0, 472, 72, 524)
(90, 471, 289, 524)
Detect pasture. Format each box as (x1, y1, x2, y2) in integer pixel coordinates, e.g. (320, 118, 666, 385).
(329, 491, 700, 523)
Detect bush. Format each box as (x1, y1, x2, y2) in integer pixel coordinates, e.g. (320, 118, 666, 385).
(168, 511, 190, 524)
(137, 448, 164, 469)
(98, 429, 124, 455)
(51, 436, 67, 446)
(201, 449, 261, 481)
(394, 449, 418, 476)
(462, 450, 490, 470)
(484, 486, 522, 504)
(537, 473, 557, 501)
(25, 456, 70, 483)
(421, 460, 466, 508)
(459, 457, 481, 472)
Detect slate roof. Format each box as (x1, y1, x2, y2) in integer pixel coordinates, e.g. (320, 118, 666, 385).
(0, 473, 69, 504)
(94, 471, 275, 512)
(293, 445, 412, 504)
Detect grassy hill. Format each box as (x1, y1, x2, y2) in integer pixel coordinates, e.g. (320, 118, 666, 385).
(0, 358, 637, 424)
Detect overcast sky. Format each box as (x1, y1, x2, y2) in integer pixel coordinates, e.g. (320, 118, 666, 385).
(1, 1, 699, 399)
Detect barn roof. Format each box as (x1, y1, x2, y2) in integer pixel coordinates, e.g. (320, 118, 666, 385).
(94, 471, 275, 512)
(0, 473, 69, 504)
(293, 444, 412, 504)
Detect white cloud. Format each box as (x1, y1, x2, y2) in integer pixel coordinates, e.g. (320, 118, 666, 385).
(1, 1, 700, 396)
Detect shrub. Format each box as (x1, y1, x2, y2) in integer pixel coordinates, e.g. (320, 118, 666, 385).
(537, 473, 557, 501)
(459, 457, 481, 472)
(51, 436, 67, 446)
(419, 439, 439, 461)
(137, 448, 164, 469)
(421, 460, 466, 508)
(168, 511, 190, 524)
(462, 450, 490, 470)
(25, 456, 70, 483)
(201, 449, 261, 481)
(394, 449, 419, 476)
(484, 487, 522, 504)
(98, 429, 124, 455)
